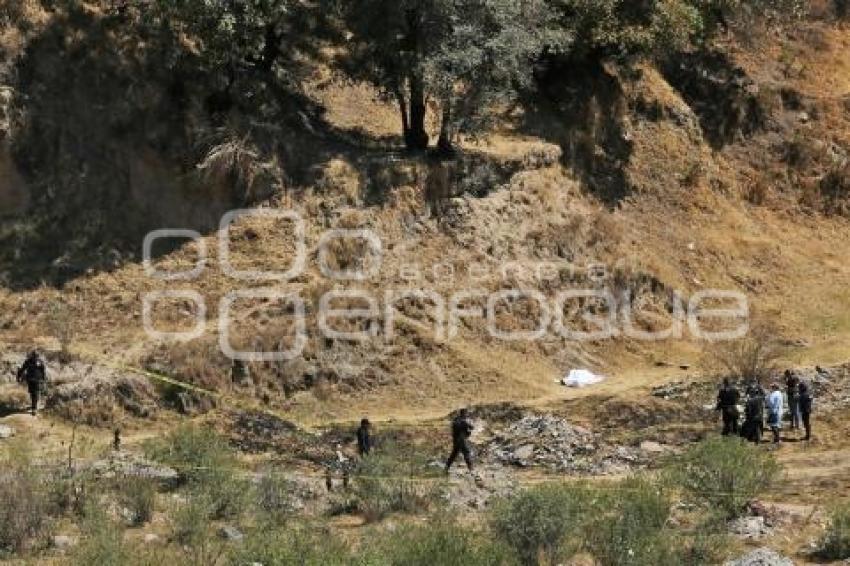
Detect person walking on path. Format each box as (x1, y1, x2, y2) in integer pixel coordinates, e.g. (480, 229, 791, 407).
(445, 408, 474, 473)
(16, 351, 47, 416)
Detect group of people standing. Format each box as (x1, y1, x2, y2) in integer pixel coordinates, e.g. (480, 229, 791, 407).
(716, 370, 813, 444)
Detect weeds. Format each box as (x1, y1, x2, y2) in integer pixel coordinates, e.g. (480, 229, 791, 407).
(0, 467, 52, 554)
(350, 445, 444, 522)
(117, 476, 156, 526)
(817, 503, 850, 560)
(256, 471, 296, 524)
(666, 436, 780, 519)
(170, 493, 214, 547)
(233, 524, 353, 566)
(378, 515, 515, 566)
(72, 503, 131, 566)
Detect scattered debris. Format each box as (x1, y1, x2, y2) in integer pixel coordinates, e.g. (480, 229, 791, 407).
(724, 547, 794, 566)
(728, 515, 773, 539)
(484, 413, 642, 474)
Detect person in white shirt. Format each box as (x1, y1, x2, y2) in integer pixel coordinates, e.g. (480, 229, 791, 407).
(767, 382, 784, 444)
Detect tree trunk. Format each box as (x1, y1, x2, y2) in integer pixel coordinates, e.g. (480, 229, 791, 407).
(405, 74, 429, 151)
(395, 89, 410, 139)
(402, 7, 429, 151)
(437, 101, 455, 156)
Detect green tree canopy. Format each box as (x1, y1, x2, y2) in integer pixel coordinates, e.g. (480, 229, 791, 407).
(337, 0, 565, 152)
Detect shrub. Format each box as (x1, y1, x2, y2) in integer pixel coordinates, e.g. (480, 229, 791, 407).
(256, 471, 296, 524)
(818, 503, 850, 560)
(72, 504, 131, 566)
(377, 517, 516, 566)
(145, 424, 248, 519)
(704, 322, 785, 383)
(46, 469, 91, 518)
(350, 445, 444, 522)
(666, 436, 780, 519)
(232, 525, 353, 566)
(170, 493, 214, 547)
(583, 477, 675, 566)
(0, 469, 53, 554)
(677, 522, 732, 566)
(0, 444, 53, 554)
(144, 424, 234, 484)
(117, 477, 156, 526)
(490, 483, 594, 565)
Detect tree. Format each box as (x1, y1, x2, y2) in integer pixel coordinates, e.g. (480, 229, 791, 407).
(337, 0, 564, 153)
(144, 0, 320, 120)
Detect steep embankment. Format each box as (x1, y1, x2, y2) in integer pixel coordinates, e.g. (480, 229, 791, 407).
(0, 6, 848, 428)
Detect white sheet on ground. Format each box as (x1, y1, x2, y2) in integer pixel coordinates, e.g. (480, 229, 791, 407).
(561, 369, 605, 388)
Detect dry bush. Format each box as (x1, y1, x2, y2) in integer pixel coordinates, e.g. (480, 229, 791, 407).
(820, 163, 850, 216)
(0, 443, 53, 554)
(196, 136, 281, 202)
(745, 179, 770, 205)
(45, 299, 75, 359)
(704, 323, 786, 383)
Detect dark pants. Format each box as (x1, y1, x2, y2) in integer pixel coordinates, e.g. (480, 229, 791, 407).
(721, 407, 739, 436)
(741, 419, 761, 443)
(27, 382, 40, 414)
(801, 411, 811, 440)
(788, 396, 801, 429)
(446, 441, 473, 471)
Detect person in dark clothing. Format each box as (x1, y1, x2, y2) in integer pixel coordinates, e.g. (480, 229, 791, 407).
(16, 351, 46, 416)
(741, 388, 763, 444)
(785, 370, 801, 430)
(716, 378, 740, 436)
(798, 382, 813, 441)
(747, 380, 767, 436)
(356, 418, 372, 456)
(445, 408, 474, 473)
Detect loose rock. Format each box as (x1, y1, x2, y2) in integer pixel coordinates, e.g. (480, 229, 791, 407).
(724, 547, 794, 566)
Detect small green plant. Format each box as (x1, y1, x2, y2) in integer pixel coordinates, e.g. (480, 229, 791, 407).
(583, 476, 674, 566)
(666, 436, 780, 519)
(490, 483, 594, 565)
(378, 516, 516, 566)
(818, 503, 850, 560)
(72, 503, 131, 566)
(117, 477, 156, 526)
